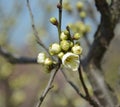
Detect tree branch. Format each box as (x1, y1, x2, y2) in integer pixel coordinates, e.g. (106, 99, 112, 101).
(0, 46, 37, 64)
(82, 0, 120, 106)
(36, 63, 61, 107)
(26, 0, 49, 54)
(57, 0, 63, 42)
(61, 67, 100, 107)
(78, 64, 100, 107)
(61, 69, 85, 99)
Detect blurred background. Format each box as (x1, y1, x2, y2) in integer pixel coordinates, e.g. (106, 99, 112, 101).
(0, 0, 120, 107)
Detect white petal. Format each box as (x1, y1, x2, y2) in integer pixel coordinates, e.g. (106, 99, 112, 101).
(37, 53, 46, 63)
(62, 52, 80, 71)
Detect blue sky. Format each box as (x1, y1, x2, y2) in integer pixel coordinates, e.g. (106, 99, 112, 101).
(0, 0, 100, 49)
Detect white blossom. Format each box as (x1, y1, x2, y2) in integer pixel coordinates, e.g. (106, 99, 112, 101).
(37, 53, 46, 64)
(62, 52, 80, 71)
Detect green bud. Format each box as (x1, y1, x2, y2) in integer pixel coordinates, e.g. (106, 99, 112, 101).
(73, 33, 82, 40)
(76, 2, 84, 11)
(63, 1, 72, 13)
(50, 17, 58, 26)
(58, 52, 64, 59)
(60, 40, 70, 52)
(79, 23, 86, 33)
(60, 32, 68, 40)
(44, 58, 53, 65)
(72, 45, 83, 55)
(49, 43, 61, 55)
(69, 41, 74, 48)
(64, 30, 69, 36)
(80, 11, 86, 19)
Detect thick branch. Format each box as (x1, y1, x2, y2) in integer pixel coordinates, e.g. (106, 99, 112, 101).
(82, 0, 120, 106)
(0, 46, 37, 64)
(84, 0, 120, 68)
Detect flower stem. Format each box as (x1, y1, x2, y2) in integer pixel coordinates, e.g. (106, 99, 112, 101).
(58, 0, 63, 43)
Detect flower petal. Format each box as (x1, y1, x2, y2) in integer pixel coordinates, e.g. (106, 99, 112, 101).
(62, 52, 80, 71)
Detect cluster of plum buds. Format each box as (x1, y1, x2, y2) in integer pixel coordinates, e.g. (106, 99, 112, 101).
(37, 24, 83, 72)
(37, 2, 89, 73)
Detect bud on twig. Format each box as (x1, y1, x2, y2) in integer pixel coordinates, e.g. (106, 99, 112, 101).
(50, 17, 58, 26)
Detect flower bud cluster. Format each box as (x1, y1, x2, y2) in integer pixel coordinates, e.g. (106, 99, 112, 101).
(68, 21, 91, 35)
(48, 30, 83, 71)
(37, 1, 90, 72)
(37, 53, 54, 73)
(37, 28, 83, 72)
(37, 53, 53, 66)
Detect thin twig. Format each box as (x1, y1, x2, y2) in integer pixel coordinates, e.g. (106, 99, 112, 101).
(61, 69, 85, 99)
(26, 0, 48, 53)
(78, 61, 100, 107)
(57, 0, 63, 42)
(36, 64, 61, 107)
(78, 63, 90, 98)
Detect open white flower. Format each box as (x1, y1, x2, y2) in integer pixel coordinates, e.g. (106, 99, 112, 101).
(37, 53, 46, 64)
(62, 52, 80, 71)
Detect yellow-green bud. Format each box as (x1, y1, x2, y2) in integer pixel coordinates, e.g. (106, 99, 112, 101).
(63, 2, 72, 13)
(60, 32, 68, 40)
(49, 43, 61, 55)
(80, 11, 86, 19)
(69, 41, 74, 48)
(76, 2, 84, 11)
(58, 52, 64, 59)
(44, 58, 53, 65)
(64, 30, 69, 36)
(72, 45, 83, 55)
(79, 23, 86, 33)
(60, 40, 70, 52)
(73, 33, 82, 40)
(50, 17, 58, 26)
